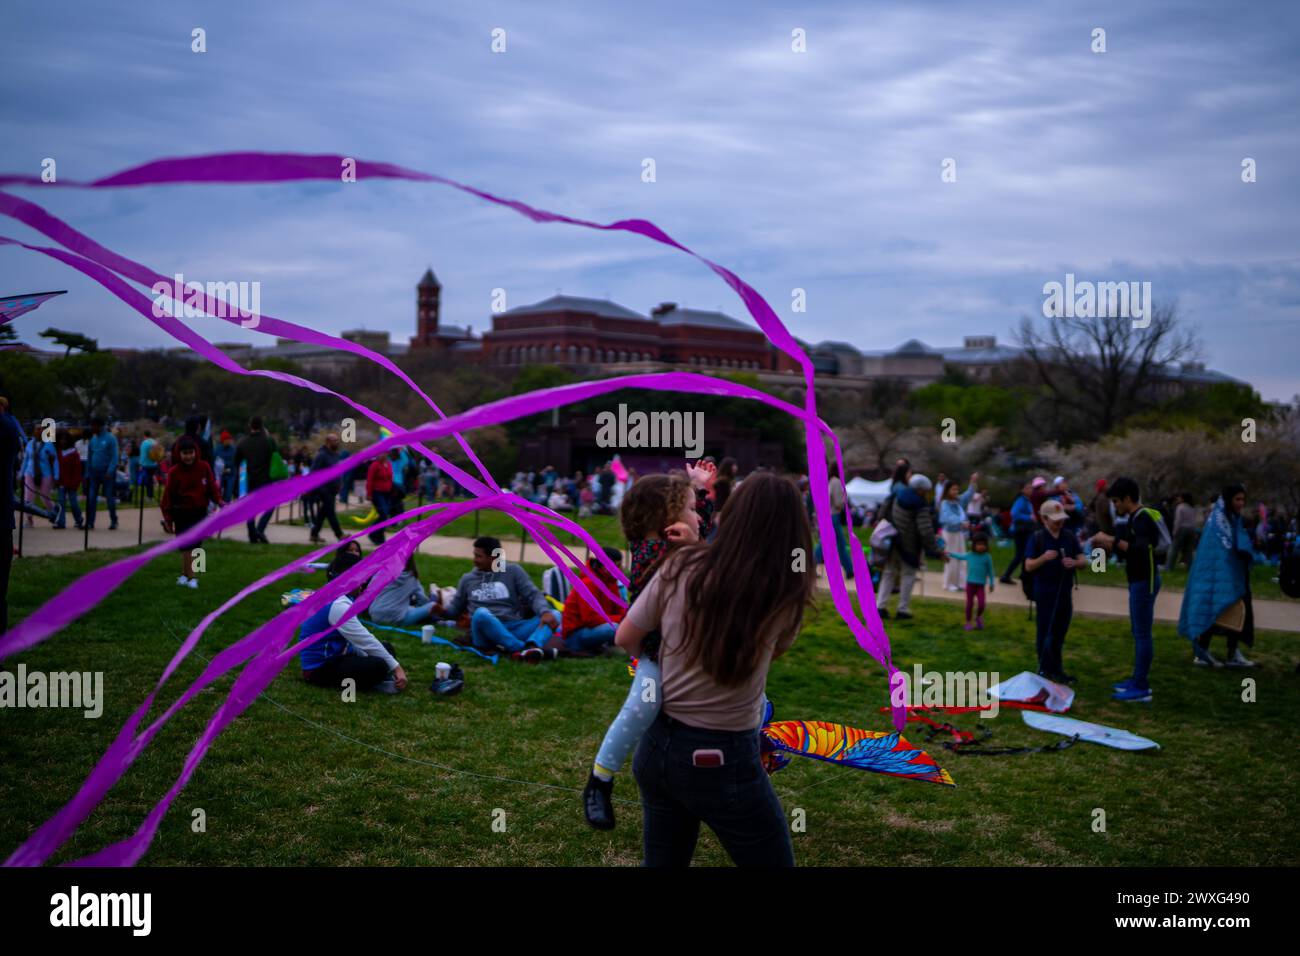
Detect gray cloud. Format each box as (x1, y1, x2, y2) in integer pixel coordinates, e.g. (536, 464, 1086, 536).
(2, 0, 1297, 400)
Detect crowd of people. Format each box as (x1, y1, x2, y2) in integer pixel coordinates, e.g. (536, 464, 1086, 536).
(4, 396, 1296, 867)
(836, 458, 1296, 703)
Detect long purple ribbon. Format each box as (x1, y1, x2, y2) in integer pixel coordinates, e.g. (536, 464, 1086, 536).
(0, 153, 898, 866)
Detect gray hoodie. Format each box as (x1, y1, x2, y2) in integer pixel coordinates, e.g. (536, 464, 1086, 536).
(368, 570, 432, 625)
(444, 564, 548, 623)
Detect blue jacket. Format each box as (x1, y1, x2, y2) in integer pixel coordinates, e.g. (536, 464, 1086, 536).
(939, 499, 967, 532)
(1010, 494, 1035, 526)
(22, 439, 58, 481)
(1178, 498, 1252, 642)
(87, 431, 119, 476)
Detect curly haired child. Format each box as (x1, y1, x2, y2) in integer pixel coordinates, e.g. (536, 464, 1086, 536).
(582, 461, 714, 829)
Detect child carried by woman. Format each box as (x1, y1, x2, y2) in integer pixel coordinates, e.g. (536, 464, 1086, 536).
(582, 461, 714, 830)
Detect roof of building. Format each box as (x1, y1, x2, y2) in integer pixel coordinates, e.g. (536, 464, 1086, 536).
(937, 342, 1024, 364)
(418, 268, 440, 289)
(436, 324, 474, 339)
(653, 306, 753, 331)
(505, 294, 647, 321)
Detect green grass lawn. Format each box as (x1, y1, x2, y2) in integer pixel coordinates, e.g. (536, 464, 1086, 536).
(4, 541, 1295, 866)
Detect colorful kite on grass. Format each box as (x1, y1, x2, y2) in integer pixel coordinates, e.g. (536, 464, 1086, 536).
(760, 703, 954, 786)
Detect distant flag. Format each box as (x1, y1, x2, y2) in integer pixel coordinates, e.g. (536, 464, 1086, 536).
(0, 291, 66, 342)
(610, 455, 629, 482)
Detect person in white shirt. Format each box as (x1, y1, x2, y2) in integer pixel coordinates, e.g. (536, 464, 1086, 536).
(297, 550, 408, 693)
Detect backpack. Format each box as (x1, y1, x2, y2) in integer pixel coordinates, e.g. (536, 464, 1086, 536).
(1019, 529, 1047, 601)
(541, 566, 574, 607)
(1138, 507, 1172, 562)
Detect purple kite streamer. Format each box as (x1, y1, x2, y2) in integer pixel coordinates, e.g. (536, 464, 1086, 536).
(0, 152, 899, 866)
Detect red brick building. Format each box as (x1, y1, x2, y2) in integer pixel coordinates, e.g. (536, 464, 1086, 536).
(480, 295, 787, 371)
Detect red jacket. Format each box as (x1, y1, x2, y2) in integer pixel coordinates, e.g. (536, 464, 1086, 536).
(57, 447, 83, 490)
(561, 566, 624, 634)
(366, 458, 393, 499)
(161, 460, 222, 520)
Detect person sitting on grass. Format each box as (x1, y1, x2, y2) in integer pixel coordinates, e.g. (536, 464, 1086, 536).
(368, 553, 437, 627)
(434, 536, 561, 663)
(160, 435, 223, 589)
(947, 530, 996, 631)
(298, 550, 408, 694)
(560, 547, 625, 655)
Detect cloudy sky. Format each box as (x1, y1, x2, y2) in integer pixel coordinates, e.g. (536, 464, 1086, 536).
(2, 0, 1298, 400)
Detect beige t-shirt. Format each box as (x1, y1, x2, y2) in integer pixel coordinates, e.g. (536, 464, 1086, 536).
(627, 562, 801, 731)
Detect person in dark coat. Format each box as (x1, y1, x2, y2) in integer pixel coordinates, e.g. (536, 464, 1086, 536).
(309, 432, 344, 543)
(234, 416, 278, 543)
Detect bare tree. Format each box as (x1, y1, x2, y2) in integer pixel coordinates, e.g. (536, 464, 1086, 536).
(1014, 302, 1200, 435)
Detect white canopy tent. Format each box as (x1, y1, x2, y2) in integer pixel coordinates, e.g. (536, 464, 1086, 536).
(844, 477, 893, 508)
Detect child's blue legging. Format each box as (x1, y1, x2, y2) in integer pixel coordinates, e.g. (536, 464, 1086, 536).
(594, 658, 663, 775)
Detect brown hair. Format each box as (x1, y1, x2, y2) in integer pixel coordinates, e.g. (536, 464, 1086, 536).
(619, 472, 692, 542)
(659, 472, 814, 687)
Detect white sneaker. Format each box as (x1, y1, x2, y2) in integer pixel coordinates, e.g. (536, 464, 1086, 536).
(1193, 650, 1223, 668)
(1226, 650, 1255, 668)
(187, 577, 199, 589)
(177, 575, 190, 587)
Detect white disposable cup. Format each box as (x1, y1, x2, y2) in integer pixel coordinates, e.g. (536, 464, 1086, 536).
(435, 662, 451, 680)
(421, 625, 435, 644)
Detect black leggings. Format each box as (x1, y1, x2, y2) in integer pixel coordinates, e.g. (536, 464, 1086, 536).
(303, 641, 396, 691)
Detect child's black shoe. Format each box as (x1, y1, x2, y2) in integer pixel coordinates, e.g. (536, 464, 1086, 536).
(583, 773, 615, 830)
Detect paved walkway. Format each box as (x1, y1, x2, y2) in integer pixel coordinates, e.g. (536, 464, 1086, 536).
(14, 513, 1299, 633)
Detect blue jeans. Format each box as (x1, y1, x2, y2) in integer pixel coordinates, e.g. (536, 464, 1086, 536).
(1128, 577, 1160, 689)
(469, 607, 552, 653)
(565, 623, 616, 653)
(633, 712, 793, 868)
(141, 465, 159, 498)
(54, 486, 83, 527)
(368, 492, 395, 542)
(86, 472, 117, 527)
(401, 604, 436, 627)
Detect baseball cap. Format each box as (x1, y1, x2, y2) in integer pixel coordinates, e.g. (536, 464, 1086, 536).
(1040, 499, 1067, 523)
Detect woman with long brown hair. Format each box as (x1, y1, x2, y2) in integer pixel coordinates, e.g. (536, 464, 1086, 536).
(616, 471, 815, 866)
